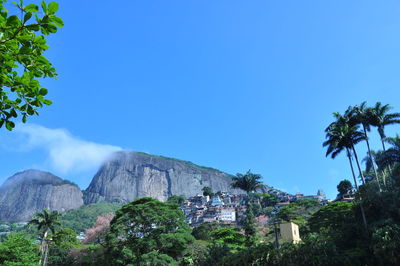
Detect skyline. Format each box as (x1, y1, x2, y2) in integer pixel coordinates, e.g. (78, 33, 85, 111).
(1, 0, 400, 199)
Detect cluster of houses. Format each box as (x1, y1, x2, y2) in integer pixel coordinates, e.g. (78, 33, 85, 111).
(180, 188, 328, 227)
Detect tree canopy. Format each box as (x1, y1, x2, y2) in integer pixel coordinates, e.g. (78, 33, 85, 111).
(0, 0, 63, 130)
(105, 197, 194, 265)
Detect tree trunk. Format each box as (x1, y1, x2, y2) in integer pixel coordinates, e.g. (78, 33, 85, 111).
(351, 144, 366, 185)
(379, 127, 392, 180)
(346, 149, 368, 230)
(347, 149, 359, 191)
(39, 230, 48, 266)
(363, 126, 382, 191)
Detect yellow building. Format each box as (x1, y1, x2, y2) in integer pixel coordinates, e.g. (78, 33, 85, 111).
(279, 222, 301, 244)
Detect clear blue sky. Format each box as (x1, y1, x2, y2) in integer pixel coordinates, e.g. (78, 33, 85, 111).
(1, 0, 400, 199)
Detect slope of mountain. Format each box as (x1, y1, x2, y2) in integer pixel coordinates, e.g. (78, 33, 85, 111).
(0, 169, 83, 222)
(84, 151, 244, 204)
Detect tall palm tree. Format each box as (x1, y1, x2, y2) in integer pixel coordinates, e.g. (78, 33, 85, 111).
(324, 121, 368, 229)
(353, 102, 381, 190)
(231, 170, 265, 194)
(368, 102, 400, 151)
(325, 114, 367, 185)
(29, 209, 61, 266)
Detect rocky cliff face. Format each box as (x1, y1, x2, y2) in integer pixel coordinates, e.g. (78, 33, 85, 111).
(84, 151, 242, 204)
(0, 170, 84, 222)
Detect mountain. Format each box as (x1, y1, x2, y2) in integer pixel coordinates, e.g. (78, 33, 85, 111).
(84, 151, 244, 204)
(0, 170, 84, 222)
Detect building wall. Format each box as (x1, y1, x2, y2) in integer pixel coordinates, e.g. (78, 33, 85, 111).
(280, 222, 301, 244)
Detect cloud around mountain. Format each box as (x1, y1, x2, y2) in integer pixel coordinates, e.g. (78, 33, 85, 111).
(7, 123, 122, 174)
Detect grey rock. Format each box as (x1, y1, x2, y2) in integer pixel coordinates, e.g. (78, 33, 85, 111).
(84, 151, 243, 204)
(0, 169, 83, 222)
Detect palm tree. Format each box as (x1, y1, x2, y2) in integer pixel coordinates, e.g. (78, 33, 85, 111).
(324, 114, 367, 185)
(29, 209, 61, 266)
(368, 102, 400, 151)
(384, 135, 400, 165)
(353, 102, 381, 190)
(231, 170, 265, 194)
(323, 121, 368, 229)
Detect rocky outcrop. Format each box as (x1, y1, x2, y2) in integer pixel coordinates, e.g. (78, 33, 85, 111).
(0, 169, 84, 222)
(84, 151, 243, 204)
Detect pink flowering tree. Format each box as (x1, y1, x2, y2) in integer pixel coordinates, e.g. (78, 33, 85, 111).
(83, 213, 114, 244)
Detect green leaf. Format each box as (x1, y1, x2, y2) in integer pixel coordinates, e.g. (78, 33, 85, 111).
(51, 16, 64, 27)
(42, 99, 52, 105)
(41, 1, 47, 13)
(23, 12, 32, 23)
(6, 15, 20, 26)
(39, 88, 48, 96)
(0, 120, 4, 128)
(5, 121, 15, 131)
(48, 2, 58, 14)
(24, 4, 39, 12)
(47, 23, 57, 33)
(10, 109, 17, 118)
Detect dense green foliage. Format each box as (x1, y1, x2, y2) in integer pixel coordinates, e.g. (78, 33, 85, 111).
(0, 0, 63, 130)
(105, 197, 194, 265)
(60, 202, 120, 233)
(167, 194, 186, 205)
(0, 233, 39, 265)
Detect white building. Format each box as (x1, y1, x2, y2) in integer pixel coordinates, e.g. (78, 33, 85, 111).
(218, 208, 236, 222)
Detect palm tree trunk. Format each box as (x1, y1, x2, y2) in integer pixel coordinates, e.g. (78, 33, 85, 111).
(346, 149, 368, 230)
(379, 127, 392, 180)
(351, 144, 366, 185)
(363, 126, 382, 191)
(39, 230, 48, 266)
(347, 149, 359, 191)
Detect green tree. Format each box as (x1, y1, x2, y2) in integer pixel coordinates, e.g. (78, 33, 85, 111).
(202, 186, 214, 197)
(210, 227, 246, 252)
(353, 102, 381, 189)
(105, 197, 194, 265)
(242, 206, 257, 245)
(324, 115, 366, 186)
(371, 224, 400, 265)
(0, 0, 63, 130)
(260, 193, 278, 208)
(368, 102, 400, 152)
(0, 233, 39, 266)
(337, 179, 352, 196)
(167, 194, 185, 205)
(28, 209, 61, 266)
(47, 227, 79, 266)
(231, 170, 265, 194)
(192, 222, 220, 241)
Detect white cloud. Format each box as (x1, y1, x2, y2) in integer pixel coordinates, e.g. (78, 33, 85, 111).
(8, 123, 122, 174)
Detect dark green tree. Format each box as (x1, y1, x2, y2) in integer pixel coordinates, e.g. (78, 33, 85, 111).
(243, 206, 257, 245)
(231, 170, 265, 194)
(167, 194, 185, 205)
(324, 115, 366, 186)
(368, 102, 400, 152)
(105, 197, 194, 265)
(337, 179, 352, 196)
(0, 0, 63, 130)
(202, 186, 214, 197)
